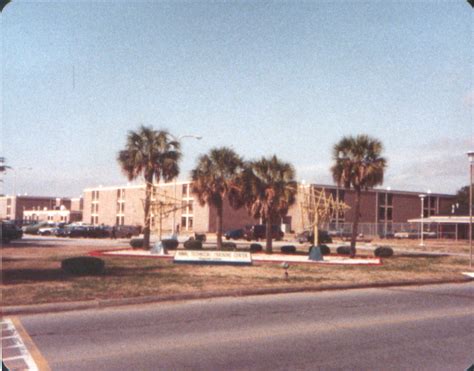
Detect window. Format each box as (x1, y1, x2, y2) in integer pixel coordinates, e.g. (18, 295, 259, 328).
(116, 201, 125, 214)
(378, 192, 392, 206)
(187, 201, 193, 213)
(117, 188, 125, 200)
(91, 190, 100, 201)
(424, 196, 437, 217)
(378, 191, 393, 221)
(182, 184, 188, 198)
(378, 207, 385, 221)
(181, 216, 186, 228)
(187, 217, 193, 229)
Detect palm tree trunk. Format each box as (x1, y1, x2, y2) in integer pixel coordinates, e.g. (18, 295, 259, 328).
(216, 203, 223, 250)
(350, 187, 361, 257)
(143, 176, 153, 249)
(265, 216, 273, 254)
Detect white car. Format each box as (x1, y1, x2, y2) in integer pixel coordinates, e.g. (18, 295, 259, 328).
(38, 223, 65, 236)
(394, 230, 418, 239)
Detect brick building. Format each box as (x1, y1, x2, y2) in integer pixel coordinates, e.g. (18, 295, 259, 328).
(0, 196, 83, 223)
(287, 184, 456, 236)
(82, 182, 258, 234)
(82, 181, 457, 237)
(23, 206, 82, 224)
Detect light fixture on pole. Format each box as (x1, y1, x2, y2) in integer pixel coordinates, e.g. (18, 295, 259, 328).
(467, 151, 474, 269)
(384, 186, 391, 238)
(419, 194, 426, 247)
(427, 189, 432, 217)
(172, 134, 202, 235)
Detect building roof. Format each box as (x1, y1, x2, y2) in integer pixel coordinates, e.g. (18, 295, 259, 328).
(83, 181, 190, 192)
(310, 183, 455, 198)
(83, 181, 456, 198)
(0, 195, 71, 200)
(408, 216, 472, 224)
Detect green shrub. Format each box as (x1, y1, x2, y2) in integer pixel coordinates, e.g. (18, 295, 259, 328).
(318, 231, 333, 244)
(319, 244, 331, 255)
(184, 239, 202, 250)
(194, 233, 207, 242)
(161, 239, 179, 250)
(130, 238, 144, 248)
(221, 242, 237, 251)
(281, 245, 296, 254)
(249, 243, 263, 253)
(61, 256, 105, 275)
(374, 246, 394, 258)
(336, 245, 351, 255)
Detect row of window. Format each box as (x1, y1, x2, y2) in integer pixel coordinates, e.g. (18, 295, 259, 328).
(24, 214, 69, 221)
(88, 186, 195, 229)
(91, 203, 99, 214)
(91, 190, 100, 201)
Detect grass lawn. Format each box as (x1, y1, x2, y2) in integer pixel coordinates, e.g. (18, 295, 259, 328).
(1, 239, 470, 306)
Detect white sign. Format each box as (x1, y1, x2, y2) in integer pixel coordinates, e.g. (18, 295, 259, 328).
(174, 250, 252, 265)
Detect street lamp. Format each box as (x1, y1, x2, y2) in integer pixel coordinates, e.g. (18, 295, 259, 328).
(419, 194, 426, 247)
(384, 186, 391, 238)
(172, 134, 202, 235)
(467, 151, 474, 269)
(427, 189, 432, 217)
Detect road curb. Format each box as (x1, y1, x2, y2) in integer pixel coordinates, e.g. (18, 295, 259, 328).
(2, 276, 472, 316)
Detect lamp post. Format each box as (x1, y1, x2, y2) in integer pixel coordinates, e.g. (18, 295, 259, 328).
(419, 194, 426, 247)
(467, 151, 474, 269)
(172, 134, 202, 235)
(384, 186, 391, 238)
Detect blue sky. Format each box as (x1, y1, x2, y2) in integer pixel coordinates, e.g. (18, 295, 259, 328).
(1, 1, 472, 197)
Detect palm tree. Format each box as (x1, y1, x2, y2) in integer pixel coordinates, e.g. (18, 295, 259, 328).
(241, 155, 297, 254)
(0, 157, 10, 183)
(331, 134, 387, 257)
(117, 126, 181, 249)
(191, 147, 244, 250)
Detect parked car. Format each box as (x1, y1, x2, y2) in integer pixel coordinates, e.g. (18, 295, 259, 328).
(1, 221, 23, 243)
(328, 230, 352, 238)
(22, 221, 50, 235)
(423, 230, 437, 238)
(53, 225, 70, 237)
(378, 232, 395, 239)
(65, 224, 104, 238)
(296, 230, 333, 244)
(394, 230, 418, 239)
(224, 229, 244, 240)
(39, 223, 66, 236)
(244, 224, 284, 241)
(66, 225, 90, 238)
(115, 225, 141, 238)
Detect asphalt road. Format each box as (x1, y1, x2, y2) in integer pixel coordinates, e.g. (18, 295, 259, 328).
(18, 283, 474, 370)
